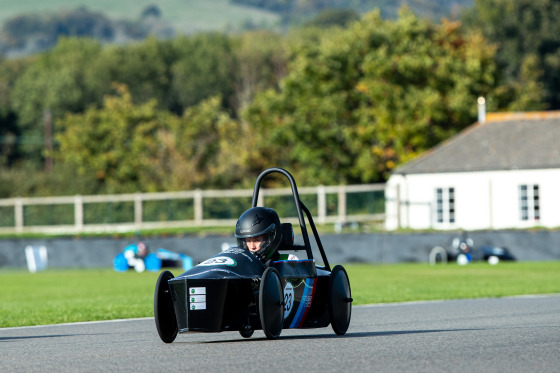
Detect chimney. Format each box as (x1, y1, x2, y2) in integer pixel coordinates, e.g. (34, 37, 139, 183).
(477, 97, 486, 123)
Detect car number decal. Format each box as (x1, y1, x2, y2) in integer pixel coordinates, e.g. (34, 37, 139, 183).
(283, 282, 294, 319)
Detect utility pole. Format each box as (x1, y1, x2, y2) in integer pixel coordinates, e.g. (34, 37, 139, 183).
(44, 108, 53, 173)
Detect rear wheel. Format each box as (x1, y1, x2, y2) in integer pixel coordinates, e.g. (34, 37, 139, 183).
(259, 267, 284, 339)
(328, 265, 352, 335)
(154, 270, 178, 343)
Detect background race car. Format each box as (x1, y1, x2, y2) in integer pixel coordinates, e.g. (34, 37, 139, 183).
(114, 243, 193, 272)
(429, 234, 516, 265)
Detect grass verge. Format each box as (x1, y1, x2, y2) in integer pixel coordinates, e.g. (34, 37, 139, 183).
(1, 261, 559, 328)
(345, 261, 560, 304)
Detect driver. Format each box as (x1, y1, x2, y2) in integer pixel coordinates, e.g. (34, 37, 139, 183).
(235, 207, 282, 262)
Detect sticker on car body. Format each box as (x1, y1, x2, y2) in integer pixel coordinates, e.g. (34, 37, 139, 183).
(189, 287, 207, 310)
(190, 302, 206, 310)
(198, 257, 237, 266)
(190, 295, 206, 303)
(189, 287, 206, 295)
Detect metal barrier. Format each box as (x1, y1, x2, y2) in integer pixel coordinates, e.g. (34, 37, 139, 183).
(0, 184, 386, 234)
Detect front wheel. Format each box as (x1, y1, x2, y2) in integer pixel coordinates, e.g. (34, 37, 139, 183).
(328, 265, 352, 335)
(239, 328, 254, 338)
(259, 267, 284, 339)
(154, 270, 178, 343)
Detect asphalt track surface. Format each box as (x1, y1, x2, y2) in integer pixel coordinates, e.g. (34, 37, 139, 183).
(1, 295, 559, 373)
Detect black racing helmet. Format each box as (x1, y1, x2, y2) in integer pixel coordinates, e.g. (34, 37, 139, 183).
(235, 207, 282, 261)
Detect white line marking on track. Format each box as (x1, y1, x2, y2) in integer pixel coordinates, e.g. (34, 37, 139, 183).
(3, 294, 559, 330)
(356, 293, 560, 308)
(0, 317, 153, 331)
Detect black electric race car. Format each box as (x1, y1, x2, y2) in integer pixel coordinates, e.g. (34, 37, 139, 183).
(429, 234, 516, 265)
(154, 167, 352, 342)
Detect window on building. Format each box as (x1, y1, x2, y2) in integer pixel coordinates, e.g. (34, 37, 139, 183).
(435, 187, 455, 224)
(519, 184, 540, 221)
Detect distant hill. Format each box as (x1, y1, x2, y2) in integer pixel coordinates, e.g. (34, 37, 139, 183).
(0, 0, 280, 57)
(0, 0, 280, 34)
(0, 0, 473, 58)
(232, 0, 474, 21)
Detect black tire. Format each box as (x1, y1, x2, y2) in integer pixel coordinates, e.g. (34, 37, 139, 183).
(239, 328, 254, 338)
(259, 267, 284, 339)
(328, 265, 352, 335)
(154, 270, 178, 343)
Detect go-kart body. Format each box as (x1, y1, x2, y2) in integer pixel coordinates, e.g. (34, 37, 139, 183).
(167, 249, 330, 334)
(154, 168, 352, 342)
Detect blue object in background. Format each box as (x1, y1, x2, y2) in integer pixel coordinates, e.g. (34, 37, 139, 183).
(180, 253, 193, 271)
(155, 248, 193, 271)
(113, 253, 129, 272)
(122, 243, 141, 256)
(113, 245, 193, 272)
(145, 253, 162, 272)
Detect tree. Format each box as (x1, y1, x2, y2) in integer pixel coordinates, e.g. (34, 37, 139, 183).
(244, 9, 528, 184)
(232, 30, 288, 113)
(11, 37, 103, 164)
(55, 84, 248, 192)
(462, 0, 558, 109)
(170, 33, 237, 114)
(146, 96, 249, 190)
(1, 7, 114, 55)
(55, 84, 172, 193)
(0, 57, 30, 167)
(243, 24, 361, 185)
(141, 4, 162, 19)
(88, 36, 177, 112)
(303, 9, 360, 28)
(348, 12, 500, 181)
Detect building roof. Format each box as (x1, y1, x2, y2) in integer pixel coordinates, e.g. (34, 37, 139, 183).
(393, 111, 560, 175)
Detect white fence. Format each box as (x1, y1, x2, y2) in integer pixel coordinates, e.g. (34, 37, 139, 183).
(0, 184, 386, 235)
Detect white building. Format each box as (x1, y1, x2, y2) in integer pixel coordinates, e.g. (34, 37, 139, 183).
(385, 111, 560, 231)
